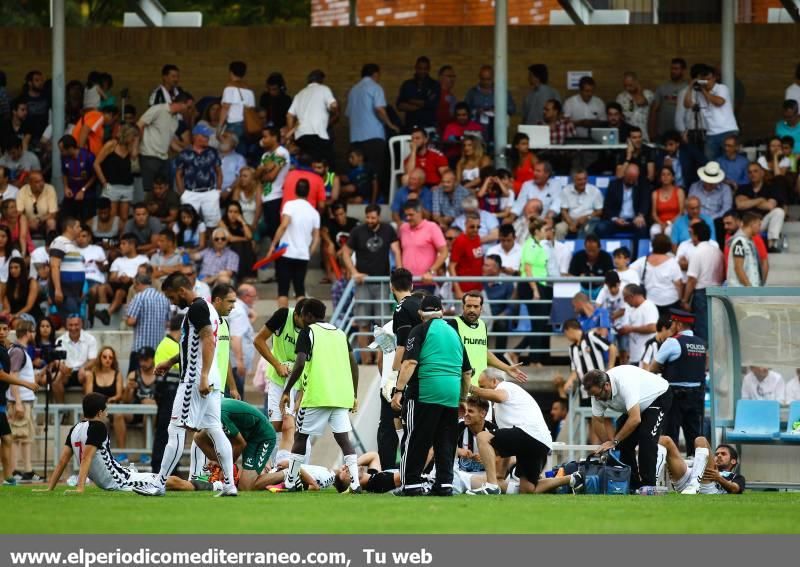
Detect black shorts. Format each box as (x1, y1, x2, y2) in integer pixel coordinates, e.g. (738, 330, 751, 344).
(490, 426, 550, 483)
(66, 370, 82, 389)
(0, 413, 11, 437)
(275, 257, 309, 298)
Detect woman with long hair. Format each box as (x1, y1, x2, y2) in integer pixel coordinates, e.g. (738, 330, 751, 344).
(197, 100, 222, 147)
(94, 124, 139, 223)
(650, 166, 685, 237)
(173, 204, 207, 254)
(85, 346, 127, 457)
(516, 218, 553, 367)
(0, 226, 22, 304)
(508, 132, 537, 195)
(221, 200, 256, 281)
(231, 166, 262, 235)
(30, 316, 55, 370)
(0, 199, 32, 256)
(456, 135, 492, 190)
(2, 257, 41, 322)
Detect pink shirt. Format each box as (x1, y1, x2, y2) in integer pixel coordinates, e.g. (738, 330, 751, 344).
(398, 219, 446, 276)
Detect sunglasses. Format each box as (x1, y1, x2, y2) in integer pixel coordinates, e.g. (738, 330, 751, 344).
(33, 202, 38, 215)
(213, 237, 227, 242)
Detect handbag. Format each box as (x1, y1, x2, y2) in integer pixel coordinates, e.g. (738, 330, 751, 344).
(239, 88, 262, 136)
(580, 452, 631, 495)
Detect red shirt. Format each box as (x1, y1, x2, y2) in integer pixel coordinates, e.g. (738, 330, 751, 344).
(441, 120, 484, 162)
(281, 170, 326, 211)
(450, 233, 485, 292)
(404, 147, 448, 186)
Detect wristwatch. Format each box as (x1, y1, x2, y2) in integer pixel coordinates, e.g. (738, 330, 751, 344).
(613, 438, 621, 447)
(391, 386, 404, 397)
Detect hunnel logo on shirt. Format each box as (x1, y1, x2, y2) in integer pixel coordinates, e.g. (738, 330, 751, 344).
(464, 336, 487, 346)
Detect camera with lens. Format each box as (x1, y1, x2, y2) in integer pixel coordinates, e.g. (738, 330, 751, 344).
(693, 80, 709, 92)
(43, 349, 67, 363)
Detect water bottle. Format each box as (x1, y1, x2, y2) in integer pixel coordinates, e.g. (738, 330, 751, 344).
(781, 234, 789, 252)
(608, 130, 618, 145)
(637, 486, 668, 496)
(373, 325, 396, 354)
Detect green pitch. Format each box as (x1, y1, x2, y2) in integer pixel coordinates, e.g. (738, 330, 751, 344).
(1, 487, 799, 534)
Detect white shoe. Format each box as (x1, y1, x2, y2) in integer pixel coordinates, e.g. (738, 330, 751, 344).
(214, 484, 238, 497)
(466, 484, 501, 496)
(680, 482, 699, 495)
(133, 479, 165, 497)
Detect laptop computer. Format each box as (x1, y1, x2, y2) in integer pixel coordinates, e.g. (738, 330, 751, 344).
(517, 125, 551, 147)
(590, 127, 619, 144)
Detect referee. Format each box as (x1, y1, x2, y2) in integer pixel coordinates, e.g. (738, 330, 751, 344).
(651, 309, 707, 456)
(391, 295, 472, 497)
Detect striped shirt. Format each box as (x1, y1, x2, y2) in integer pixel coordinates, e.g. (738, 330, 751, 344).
(457, 420, 497, 472)
(49, 235, 85, 285)
(639, 337, 662, 371)
(569, 330, 611, 399)
(127, 288, 171, 351)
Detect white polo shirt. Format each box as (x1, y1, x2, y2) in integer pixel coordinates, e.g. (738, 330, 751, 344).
(559, 183, 604, 218)
(486, 242, 522, 272)
(591, 365, 669, 417)
(626, 299, 659, 363)
(686, 240, 724, 290)
(512, 178, 561, 217)
(563, 94, 606, 137)
(288, 83, 336, 140)
(55, 331, 99, 371)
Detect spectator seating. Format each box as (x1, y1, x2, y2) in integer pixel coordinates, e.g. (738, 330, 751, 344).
(779, 401, 800, 443)
(726, 399, 782, 442)
(388, 134, 412, 206)
(637, 239, 652, 258)
(562, 238, 633, 256)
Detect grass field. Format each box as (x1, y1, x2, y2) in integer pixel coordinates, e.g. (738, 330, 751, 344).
(1, 487, 799, 534)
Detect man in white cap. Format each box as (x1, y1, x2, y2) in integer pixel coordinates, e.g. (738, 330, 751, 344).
(688, 161, 732, 247)
(175, 123, 223, 229)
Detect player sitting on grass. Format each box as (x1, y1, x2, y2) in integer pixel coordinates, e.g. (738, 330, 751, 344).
(35, 393, 154, 493)
(166, 398, 277, 492)
(259, 459, 337, 492)
(658, 436, 745, 494)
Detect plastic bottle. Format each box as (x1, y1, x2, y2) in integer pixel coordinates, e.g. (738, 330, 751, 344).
(637, 486, 669, 496)
(608, 130, 618, 145)
(373, 325, 396, 354)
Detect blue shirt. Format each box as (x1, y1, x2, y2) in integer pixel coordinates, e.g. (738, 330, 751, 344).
(61, 148, 95, 194)
(485, 281, 515, 316)
(670, 213, 716, 245)
(176, 147, 221, 191)
(391, 186, 433, 219)
(620, 186, 635, 219)
(717, 153, 749, 187)
(577, 307, 611, 335)
(776, 120, 800, 153)
(347, 77, 388, 143)
(126, 288, 171, 351)
(654, 330, 703, 387)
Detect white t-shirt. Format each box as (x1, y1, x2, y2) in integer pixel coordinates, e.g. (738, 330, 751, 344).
(591, 365, 669, 417)
(486, 242, 522, 272)
(0, 184, 19, 201)
(280, 199, 320, 261)
(288, 83, 336, 140)
(513, 179, 562, 217)
(741, 370, 785, 403)
(784, 376, 800, 403)
(79, 244, 108, 284)
(686, 241, 724, 290)
(109, 255, 149, 279)
(785, 83, 800, 109)
(260, 146, 291, 203)
(757, 156, 791, 171)
(617, 268, 640, 287)
(562, 94, 606, 137)
(29, 245, 49, 281)
(631, 256, 682, 307)
(595, 285, 626, 329)
(627, 299, 659, 363)
(700, 83, 738, 135)
(493, 381, 552, 449)
(221, 86, 256, 124)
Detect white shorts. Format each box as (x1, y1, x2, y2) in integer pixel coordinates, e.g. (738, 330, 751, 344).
(267, 380, 297, 422)
(171, 382, 222, 430)
(102, 184, 134, 203)
(452, 469, 475, 495)
(295, 407, 352, 436)
(671, 468, 695, 493)
(181, 189, 222, 228)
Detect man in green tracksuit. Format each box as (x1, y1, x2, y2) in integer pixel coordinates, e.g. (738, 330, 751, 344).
(279, 298, 363, 494)
(449, 290, 527, 386)
(391, 295, 473, 496)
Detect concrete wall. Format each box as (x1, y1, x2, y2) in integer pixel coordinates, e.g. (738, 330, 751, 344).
(0, 24, 794, 143)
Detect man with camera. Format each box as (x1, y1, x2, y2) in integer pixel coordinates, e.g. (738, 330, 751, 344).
(52, 315, 97, 404)
(680, 64, 739, 161)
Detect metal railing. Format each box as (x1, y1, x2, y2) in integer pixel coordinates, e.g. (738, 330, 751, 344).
(330, 274, 603, 355)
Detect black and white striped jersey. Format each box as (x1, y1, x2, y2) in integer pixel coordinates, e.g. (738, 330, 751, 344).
(639, 337, 662, 370)
(569, 330, 611, 399)
(66, 421, 131, 491)
(180, 298, 221, 388)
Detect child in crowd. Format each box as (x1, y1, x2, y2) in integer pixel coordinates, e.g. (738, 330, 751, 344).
(595, 271, 628, 362)
(476, 167, 514, 222)
(612, 247, 640, 286)
(312, 158, 340, 203)
(340, 149, 378, 204)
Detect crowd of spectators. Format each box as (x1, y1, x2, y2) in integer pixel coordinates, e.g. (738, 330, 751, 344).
(0, 55, 798, 479)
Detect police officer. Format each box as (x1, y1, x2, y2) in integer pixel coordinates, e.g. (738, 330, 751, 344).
(151, 314, 183, 472)
(448, 290, 527, 386)
(651, 309, 708, 456)
(391, 295, 472, 496)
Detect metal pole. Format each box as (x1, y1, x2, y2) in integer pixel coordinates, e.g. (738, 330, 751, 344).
(349, 0, 357, 26)
(652, 0, 659, 24)
(721, 0, 735, 108)
(51, 0, 65, 197)
(493, 0, 508, 169)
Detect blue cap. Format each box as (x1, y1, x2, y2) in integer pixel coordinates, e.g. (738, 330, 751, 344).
(192, 124, 214, 138)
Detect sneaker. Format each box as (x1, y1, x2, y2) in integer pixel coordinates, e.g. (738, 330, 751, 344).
(570, 471, 585, 494)
(12, 470, 23, 481)
(342, 485, 362, 494)
(266, 482, 287, 493)
(426, 486, 453, 497)
(139, 455, 152, 466)
(466, 484, 501, 496)
(96, 309, 111, 326)
(21, 471, 42, 482)
(214, 484, 238, 497)
(2, 477, 16, 486)
(394, 487, 425, 497)
(132, 479, 166, 497)
(680, 483, 699, 495)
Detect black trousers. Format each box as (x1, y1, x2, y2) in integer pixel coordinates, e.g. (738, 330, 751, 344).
(400, 398, 458, 490)
(517, 283, 553, 364)
(492, 318, 509, 351)
(616, 388, 672, 488)
(296, 134, 334, 167)
(377, 391, 400, 469)
(663, 386, 704, 457)
(151, 381, 179, 473)
(353, 138, 388, 202)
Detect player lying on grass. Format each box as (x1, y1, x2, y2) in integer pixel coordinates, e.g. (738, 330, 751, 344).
(658, 436, 745, 494)
(35, 393, 153, 493)
(167, 399, 276, 491)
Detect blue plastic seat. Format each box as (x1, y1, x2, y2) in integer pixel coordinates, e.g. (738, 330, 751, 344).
(601, 238, 632, 255)
(637, 239, 652, 258)
(779, 401, 800, 442)
(726, 400, 781, 442)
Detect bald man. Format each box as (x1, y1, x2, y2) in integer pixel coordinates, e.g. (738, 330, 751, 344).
(596, 164, 651, 239)
(228, 284, 258, 395)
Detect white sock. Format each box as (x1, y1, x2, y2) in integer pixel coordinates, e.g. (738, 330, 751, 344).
(286, 452, 304, 488)
(396, 429, 404, 446)
(304, 437, 313, 464)
(207, 427, 235, 487)
(344, 454, 359, 490)
(690, 447, 710, 484)
(158, 425, 185, 485)
(189, 440, 207, 480)
(656, 445, 667, 487)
